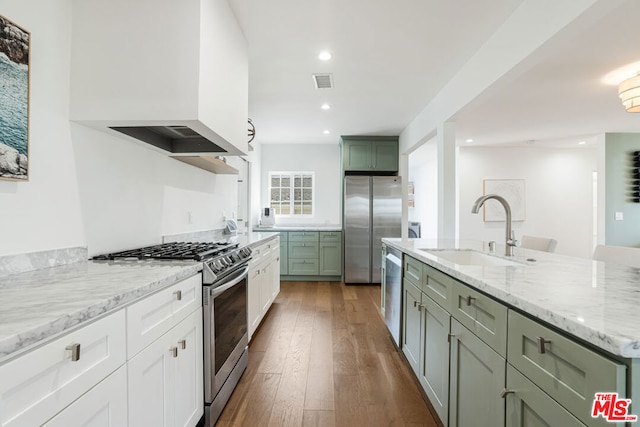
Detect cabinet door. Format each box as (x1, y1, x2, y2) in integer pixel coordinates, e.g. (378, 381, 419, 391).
(419, 295, 451, 426)
(402, 280, 422, 376)
(43, 365, 128, 427)
(449, 319, 505, 427)
(272, 250, 281, 302)
(127, 324, 174, 427)
(319, 242, 342, 276)
(0, 310, 126, 427)
(505, 365, 586, 427)
(173, 308, 204, 427)
(371, 140, 398, 172)
(247, 263, 263, 339)
(342, 139, 372, 171)
(259, 261, 273, 313)
(288, 241, 319, 258)
(280, 240, 288, 275)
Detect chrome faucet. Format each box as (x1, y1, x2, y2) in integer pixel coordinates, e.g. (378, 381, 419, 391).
(471, 194, 519, 256)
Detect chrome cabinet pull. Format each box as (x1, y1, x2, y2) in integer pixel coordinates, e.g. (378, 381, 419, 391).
(500, 388, 515, 398)
(66, 343, 81, 362)
(173, 290, 182, 301)
(466, 295, 475, 306)
(178, 339, 186, 350)
(413, 300, 419, 307)
(537, 337, 551, 354)
(170, 346, 178, 358)
(447, 333, 455, 343)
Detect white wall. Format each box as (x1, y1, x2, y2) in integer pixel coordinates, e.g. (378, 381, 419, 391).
(458, 145, 597, 258)
(0, 0, 240, 257)
(260, 144, 341, 226)
(408, 141, 438, 238)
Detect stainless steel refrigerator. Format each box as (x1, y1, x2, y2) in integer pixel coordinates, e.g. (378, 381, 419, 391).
(344, 176, 402, 284)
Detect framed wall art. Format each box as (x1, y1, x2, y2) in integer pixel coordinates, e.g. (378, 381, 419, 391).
(482, 179, 526, 222)
(0, 14, 30, 181)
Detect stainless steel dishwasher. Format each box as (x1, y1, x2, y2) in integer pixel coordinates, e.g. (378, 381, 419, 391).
(382, 244, 402, 347)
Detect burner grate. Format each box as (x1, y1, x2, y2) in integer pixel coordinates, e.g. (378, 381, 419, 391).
(93, 242, 238, 261)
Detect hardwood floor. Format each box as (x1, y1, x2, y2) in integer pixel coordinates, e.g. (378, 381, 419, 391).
(216, 281, 440, 427)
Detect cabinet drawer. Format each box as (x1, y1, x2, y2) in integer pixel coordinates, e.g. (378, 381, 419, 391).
(43, 365, 128, 427)
(288, 241, 319, 259)
(0, 310, 126, 427)
(127, 273, 202, 358)
(451, 281, 507, 357)
(507, 310, 626, 426)
(319, 231, 341, 243)
(289, 231, 319, 242)
(251, 237, 279, 260)
(404, 255, 424, 286)
(288, 258, 319, 275)
(423, 265, 455, 312)
(505, 364, 586, 427)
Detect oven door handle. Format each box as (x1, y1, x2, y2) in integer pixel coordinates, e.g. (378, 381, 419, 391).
(211, 265, 250, 297)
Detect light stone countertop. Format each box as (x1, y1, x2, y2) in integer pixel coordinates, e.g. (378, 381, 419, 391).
(383, 238, 640, 359)
(0, 233, 278, 364)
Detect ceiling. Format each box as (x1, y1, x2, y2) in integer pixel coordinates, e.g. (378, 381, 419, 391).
(228, 0, 640, 148)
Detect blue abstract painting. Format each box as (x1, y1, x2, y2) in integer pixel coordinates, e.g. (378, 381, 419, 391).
(0, 15, 29, 181)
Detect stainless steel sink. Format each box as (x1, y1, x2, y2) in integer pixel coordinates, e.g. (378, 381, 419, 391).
(419, 249, 521, 267)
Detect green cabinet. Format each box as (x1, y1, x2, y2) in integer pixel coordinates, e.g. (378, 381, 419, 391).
(402, 275, 451, 425)
(449, 318, 506, 427)
(402, 280, 422, 375)
(280, 230, 342, 280)
(507, 310, 626, 427)
(341, 136, 399, 173)
(505, 365, 586, 427)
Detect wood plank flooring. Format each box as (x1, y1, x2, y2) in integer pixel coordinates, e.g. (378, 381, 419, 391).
(216, 281, 440, 427)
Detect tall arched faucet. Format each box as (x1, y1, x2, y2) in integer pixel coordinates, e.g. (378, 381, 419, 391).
(471, 194, 519, 256)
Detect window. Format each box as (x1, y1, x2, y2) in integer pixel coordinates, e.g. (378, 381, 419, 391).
(269, 172, 314, 216)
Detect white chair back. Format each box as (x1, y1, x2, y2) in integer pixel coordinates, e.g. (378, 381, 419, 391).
(520, 235, 558, 253)
(592, 245, 640, 268)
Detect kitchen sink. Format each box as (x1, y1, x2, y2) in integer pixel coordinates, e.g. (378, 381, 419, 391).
(419, 249, 522, 267)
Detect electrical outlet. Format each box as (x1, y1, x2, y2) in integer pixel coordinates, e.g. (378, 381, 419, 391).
(615, 212, 624, 221)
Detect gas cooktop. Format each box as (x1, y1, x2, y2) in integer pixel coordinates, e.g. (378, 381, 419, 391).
(92, 241, 239, 261)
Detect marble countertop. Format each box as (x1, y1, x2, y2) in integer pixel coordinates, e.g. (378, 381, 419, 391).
(0, 233, 278, 364)
(382, 238, 640, 359)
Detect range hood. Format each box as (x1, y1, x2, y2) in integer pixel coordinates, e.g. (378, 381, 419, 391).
(70, 0, 248, 156)
(110, 126, 226, 155)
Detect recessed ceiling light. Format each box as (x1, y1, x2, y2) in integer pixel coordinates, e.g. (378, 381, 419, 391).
(321, 103, 330, 110)
(318, 51, 332, 61)
(465, 139, 473, 143)
(578, 141, 586, 145)
(323, 130, 330, 135)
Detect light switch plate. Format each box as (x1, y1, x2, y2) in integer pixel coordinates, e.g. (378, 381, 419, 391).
(615, 212, 624, 221)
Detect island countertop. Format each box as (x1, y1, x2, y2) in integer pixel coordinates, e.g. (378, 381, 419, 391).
(382, 238, 640, 359)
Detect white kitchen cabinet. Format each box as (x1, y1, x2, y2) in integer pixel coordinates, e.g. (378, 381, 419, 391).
(0, 310, 126, 427)
(43, 365, 128, 427)
(128, 307, 203, 427)
(127, 273, 202, 358)
(248, 237, 280, 340)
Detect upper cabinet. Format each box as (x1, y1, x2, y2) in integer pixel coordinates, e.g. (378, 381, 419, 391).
(70, 0, 248, 156)
(341, 136, 399, 173)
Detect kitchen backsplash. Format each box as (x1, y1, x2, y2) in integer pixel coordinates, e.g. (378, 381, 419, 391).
(0, 247, 88, 278)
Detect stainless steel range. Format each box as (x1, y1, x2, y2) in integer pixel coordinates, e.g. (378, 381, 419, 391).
(93, 241, 252, 427)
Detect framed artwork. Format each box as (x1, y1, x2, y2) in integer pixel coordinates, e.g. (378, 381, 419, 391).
(483, 179, 525, 222)
(0, 15, 30, 181)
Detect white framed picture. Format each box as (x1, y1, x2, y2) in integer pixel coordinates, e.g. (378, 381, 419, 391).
(482, 179, 525, 222)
